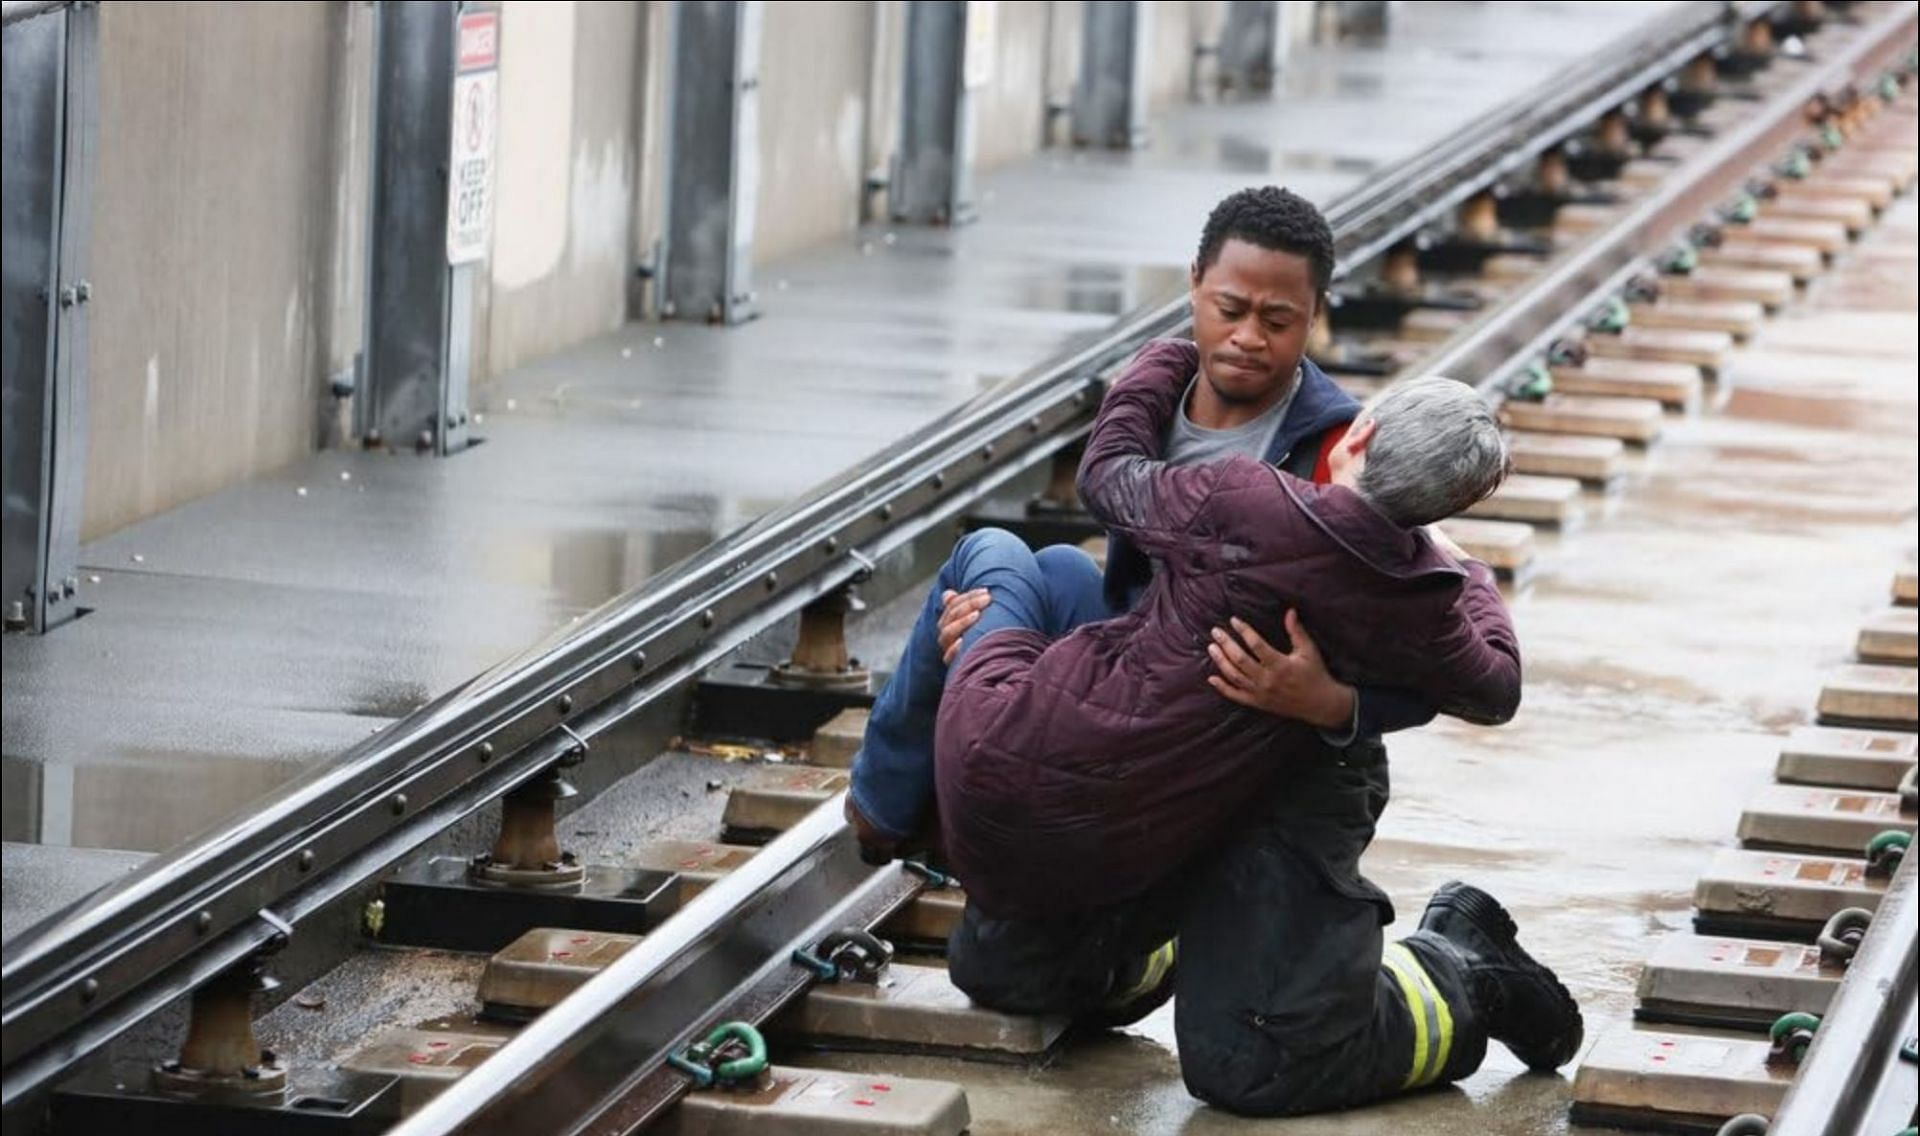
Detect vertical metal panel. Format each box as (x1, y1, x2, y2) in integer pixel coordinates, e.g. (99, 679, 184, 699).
(2, 3, 91, 635)
(1219, 0, 1282, 95)
(893, 0, 978, 225)
(48, 2, 94, 617)
(1072, 0, 1150, 149)
(663, 0, 761, 324)
(364, 0, 484, 454)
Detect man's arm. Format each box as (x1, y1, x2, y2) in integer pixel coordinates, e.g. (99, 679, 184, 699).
(1414, 560, 1524, 726)
(1075, 339, 1223, 560)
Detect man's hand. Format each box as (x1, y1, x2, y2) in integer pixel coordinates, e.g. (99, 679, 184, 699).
(845, 797, 901, 865)
(937, 588, 992, 664)
(1207, 610, 1356, 731)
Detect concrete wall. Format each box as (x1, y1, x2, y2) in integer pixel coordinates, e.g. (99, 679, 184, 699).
(974, 0, 1050, 171)
(74, 0, 1233, 539)
(753, 1, 871, 266)
(83, 1, 366, 541)
(483, 1, 643, 378)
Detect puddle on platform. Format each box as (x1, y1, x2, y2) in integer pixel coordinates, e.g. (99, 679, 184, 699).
(1014, 264, 1189, 318)
(1, 750, 305, 853)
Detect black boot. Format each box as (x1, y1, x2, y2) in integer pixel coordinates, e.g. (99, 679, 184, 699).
(1418, 882, 1583, 1071)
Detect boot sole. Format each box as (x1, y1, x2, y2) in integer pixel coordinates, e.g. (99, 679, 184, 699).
(1425, 882, 1584, 1071)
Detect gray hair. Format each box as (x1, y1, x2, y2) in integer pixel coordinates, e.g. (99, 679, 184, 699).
(1354, 376, 1510, 527)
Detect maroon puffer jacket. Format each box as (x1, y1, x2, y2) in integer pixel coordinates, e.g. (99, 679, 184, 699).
(933, 339, 1521, 918)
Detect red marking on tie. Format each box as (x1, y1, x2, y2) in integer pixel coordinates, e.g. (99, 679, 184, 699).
(552, 950, 573, 959)
(870, 1084, 892, 1092)
(429, 1041, 451, 1050)
(409, 1053, 432, 1064)
(853, 1099, 876, 1108)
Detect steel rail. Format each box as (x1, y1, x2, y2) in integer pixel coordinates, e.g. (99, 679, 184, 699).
(1422, 1, 1920, 396)
(1769, 852, 1918, 1136)
(0, 0, 1813, 1116)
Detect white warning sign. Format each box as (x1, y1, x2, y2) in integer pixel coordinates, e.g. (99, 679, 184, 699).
(964, 1, 997, 90)
(447, 11, 499, 265)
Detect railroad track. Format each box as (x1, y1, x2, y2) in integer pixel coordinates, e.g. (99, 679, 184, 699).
(3, 2, 1916, 1134)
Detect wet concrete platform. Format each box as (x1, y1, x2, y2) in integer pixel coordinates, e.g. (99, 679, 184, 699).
(0, 3, 1690, 875)
(0, 843, 151, 945)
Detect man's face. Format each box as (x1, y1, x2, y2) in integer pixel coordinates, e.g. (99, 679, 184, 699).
(1189, 239, 1320, 407)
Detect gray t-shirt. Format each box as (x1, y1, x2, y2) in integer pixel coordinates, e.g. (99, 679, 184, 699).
(1164, 367, 1300, 468)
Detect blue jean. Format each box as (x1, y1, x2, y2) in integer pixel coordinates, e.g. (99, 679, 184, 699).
(847, 528, 1114, 841)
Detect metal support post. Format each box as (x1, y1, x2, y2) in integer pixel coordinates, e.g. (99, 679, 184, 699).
(1072, 1, 1152, 149)
(1, 0, 95, 634)
(363, 0, 497, 455)
(663, 0, 763, 325)
(893, 0, 994, 226)
(1219, 1, 1284, 95)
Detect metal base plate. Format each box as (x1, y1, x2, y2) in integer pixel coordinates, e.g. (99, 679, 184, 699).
(52, 1065, 402, 1136)
(1494, 189, 1619, 230)
(378, 856, 680, 953)
(963, 498, 1104, 550)
(1416, 235, 1551, 275)
(693, 661, 884, 745)
(661, 1066, 970, 1136)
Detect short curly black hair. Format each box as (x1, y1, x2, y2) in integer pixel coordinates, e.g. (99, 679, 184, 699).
(1193, 186, 1335, 294)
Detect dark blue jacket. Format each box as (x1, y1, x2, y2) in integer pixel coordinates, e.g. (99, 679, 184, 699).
(1095, 347, 1438, 741)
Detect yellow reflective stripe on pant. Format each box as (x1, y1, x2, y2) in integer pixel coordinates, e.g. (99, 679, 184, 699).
(1383, 942, 1456, 1089)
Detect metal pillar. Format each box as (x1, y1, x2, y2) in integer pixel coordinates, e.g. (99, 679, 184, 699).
(363, 1, 497, 455)
(663, 0, 762, 325)
(2, 1, 95, 635)
(1219, 1, 1286, 95)
(892, 0, 993, 227)
(1320, 0, 1390, 41)
(1072, 1, 1152, 149)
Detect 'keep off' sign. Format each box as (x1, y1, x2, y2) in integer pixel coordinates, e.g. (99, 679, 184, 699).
(447, 10, 499, 265)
